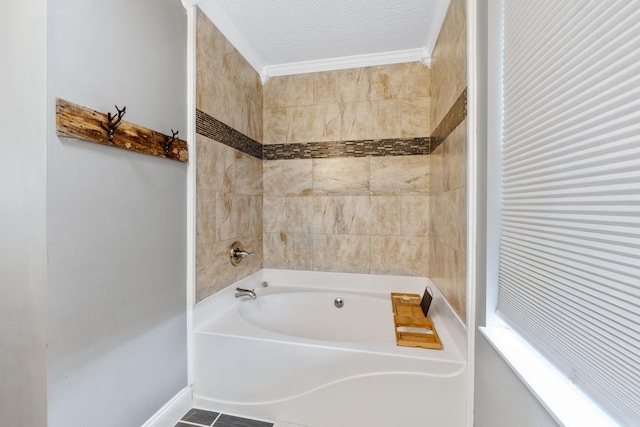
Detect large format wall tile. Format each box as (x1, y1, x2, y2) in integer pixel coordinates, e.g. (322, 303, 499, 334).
(427, 0, 468, 322)
(263, 62, 432, 144)
(263, 159, 313, 196)
(196, 4, 466, 319)
(371, 236, 430, 277)
(370, 155, 430, 195)
(313, 234, 371, 274)
(429, 120, 467, 320)
(287, 104, 342, 143)
(196, 133, 264, 302)
(431, 0, 467, 130)
(196, 8, 262, 142)
(196, 9, 263, 303)
(263, 156, 434, 276)
(312, 158, 370, 195)
(341, 100, 402, 140)
(263, 74, 314, 109)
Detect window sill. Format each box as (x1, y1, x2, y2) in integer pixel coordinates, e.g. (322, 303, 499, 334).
(479, 326, 619, 427)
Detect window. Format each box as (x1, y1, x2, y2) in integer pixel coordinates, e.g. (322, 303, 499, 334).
(492, 1, 640, 426)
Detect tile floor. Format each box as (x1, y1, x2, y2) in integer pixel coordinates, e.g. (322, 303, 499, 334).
(176, 408, 273, 427)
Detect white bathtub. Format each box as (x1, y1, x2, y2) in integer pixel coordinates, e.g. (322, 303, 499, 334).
(194, 269, 467, 427)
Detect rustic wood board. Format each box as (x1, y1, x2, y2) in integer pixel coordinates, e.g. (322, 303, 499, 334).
(391, 292, 443, 350)
(56, 98, 188, 163)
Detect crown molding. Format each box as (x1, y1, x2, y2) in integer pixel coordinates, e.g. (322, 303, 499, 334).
(180, 0, 198, 8)
(423, 0, 451, 57)
(195, 1, 266, 74)
(261, 48, 430, 82)
(189, 0, 446, 84)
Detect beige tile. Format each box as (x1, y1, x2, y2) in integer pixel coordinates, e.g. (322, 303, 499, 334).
(196, 135, 235, 193)
(196, 186, 217, 246)
(370, 236, 430, 276)
(370, 155, 430, 195)
(263, 232, 313, 271)
(227, 87, 253, 140)
(263, 159, 313, 196)
(285, 197, 312, 233)
(313, 234, 370, 274)
(443, 119, 467, 191)
(370, 196, 402, 236)
(341, 100, 402, 140)
(430, 142, 445, 194)
(215, 192, 233, 241)
(401, 62, 431, 99)
(264, 74, 314, 108)
(248, 97, 263, 143)
(224, 42, 262, 105)
(428, 238, 446, 295)
(246, 195, 263, 237)
(199, 71, 237, 130)
(314, 67, 372, 104)
(234, 151, 262, 196)
(197, 234, 263, 303)
(370, 63, 410, 100)
(313, 69, 341, 105)
(263, 108, 288, 144)
(196, 8, 225, 75)
(431, 0, 467, 129)
(263, 232, 287, 269)
(401, 196, 430, 237)
(333, 196, 373, 235)
(432, 188, 465, 252)
(312, 157, 370, 195)
(429, 238, 467, 322)
(437, 240, 466, 322)
(263, 197, 287, 233)
(216, 193, 263, 241)
(402, 97, 431, 138)
(286, 104, 342, 143)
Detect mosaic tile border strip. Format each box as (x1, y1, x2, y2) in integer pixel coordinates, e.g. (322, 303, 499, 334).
(431, 88, 467, 151)
(262, 137, 431, 160)
(196, 88, 466, 161)
(196, 109, 263, 159)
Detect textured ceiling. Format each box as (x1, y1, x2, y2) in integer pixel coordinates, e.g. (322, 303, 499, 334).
(190, 0, 450, 78)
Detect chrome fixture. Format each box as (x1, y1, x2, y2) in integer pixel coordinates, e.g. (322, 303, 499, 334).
(229, 241, 254, 266)
(235, 287, 256, 299)
(334, 297, 344, 308)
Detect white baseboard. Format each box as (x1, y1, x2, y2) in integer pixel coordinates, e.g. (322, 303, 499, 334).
(142, 385, 192, 427)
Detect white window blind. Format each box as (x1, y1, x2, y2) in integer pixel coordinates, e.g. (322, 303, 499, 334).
(498, 1, 640, 426)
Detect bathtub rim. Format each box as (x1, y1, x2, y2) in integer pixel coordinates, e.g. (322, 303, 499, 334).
(194, 269, 468, 362)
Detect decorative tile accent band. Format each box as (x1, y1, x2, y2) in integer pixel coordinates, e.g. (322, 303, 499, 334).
(431, 88, 467, 151)
(196, 88, 466, 161)
(262, 138, 431, 160)
(196, 109, 263, 159)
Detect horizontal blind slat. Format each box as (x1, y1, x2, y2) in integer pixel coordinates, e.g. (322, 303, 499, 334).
(501, 1, 640, 425)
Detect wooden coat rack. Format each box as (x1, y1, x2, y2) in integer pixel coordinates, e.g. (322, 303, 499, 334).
(56, 98, 188, 163)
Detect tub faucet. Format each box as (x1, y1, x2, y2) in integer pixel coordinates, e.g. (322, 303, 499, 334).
(235, 287, 256, 299)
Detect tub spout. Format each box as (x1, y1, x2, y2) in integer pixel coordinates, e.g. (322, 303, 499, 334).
(235, 287, 256, 299)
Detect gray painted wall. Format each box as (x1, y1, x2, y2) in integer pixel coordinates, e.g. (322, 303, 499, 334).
(46, 0, 188, 426)
(0, 0, 48, 425)
(474, 334, 559, 427)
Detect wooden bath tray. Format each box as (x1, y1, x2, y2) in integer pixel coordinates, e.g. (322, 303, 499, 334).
(391, 293, 443, 350)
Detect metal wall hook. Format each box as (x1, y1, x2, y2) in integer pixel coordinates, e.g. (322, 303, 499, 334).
(101, 105, 126, 142)
(158, 129, 178, 154)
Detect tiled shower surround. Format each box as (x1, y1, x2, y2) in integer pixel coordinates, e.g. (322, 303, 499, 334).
(429, 0, 467, 320)
(195, 1, 467, 322)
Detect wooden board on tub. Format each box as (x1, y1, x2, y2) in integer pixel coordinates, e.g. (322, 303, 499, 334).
(391, 292, 443, 350)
